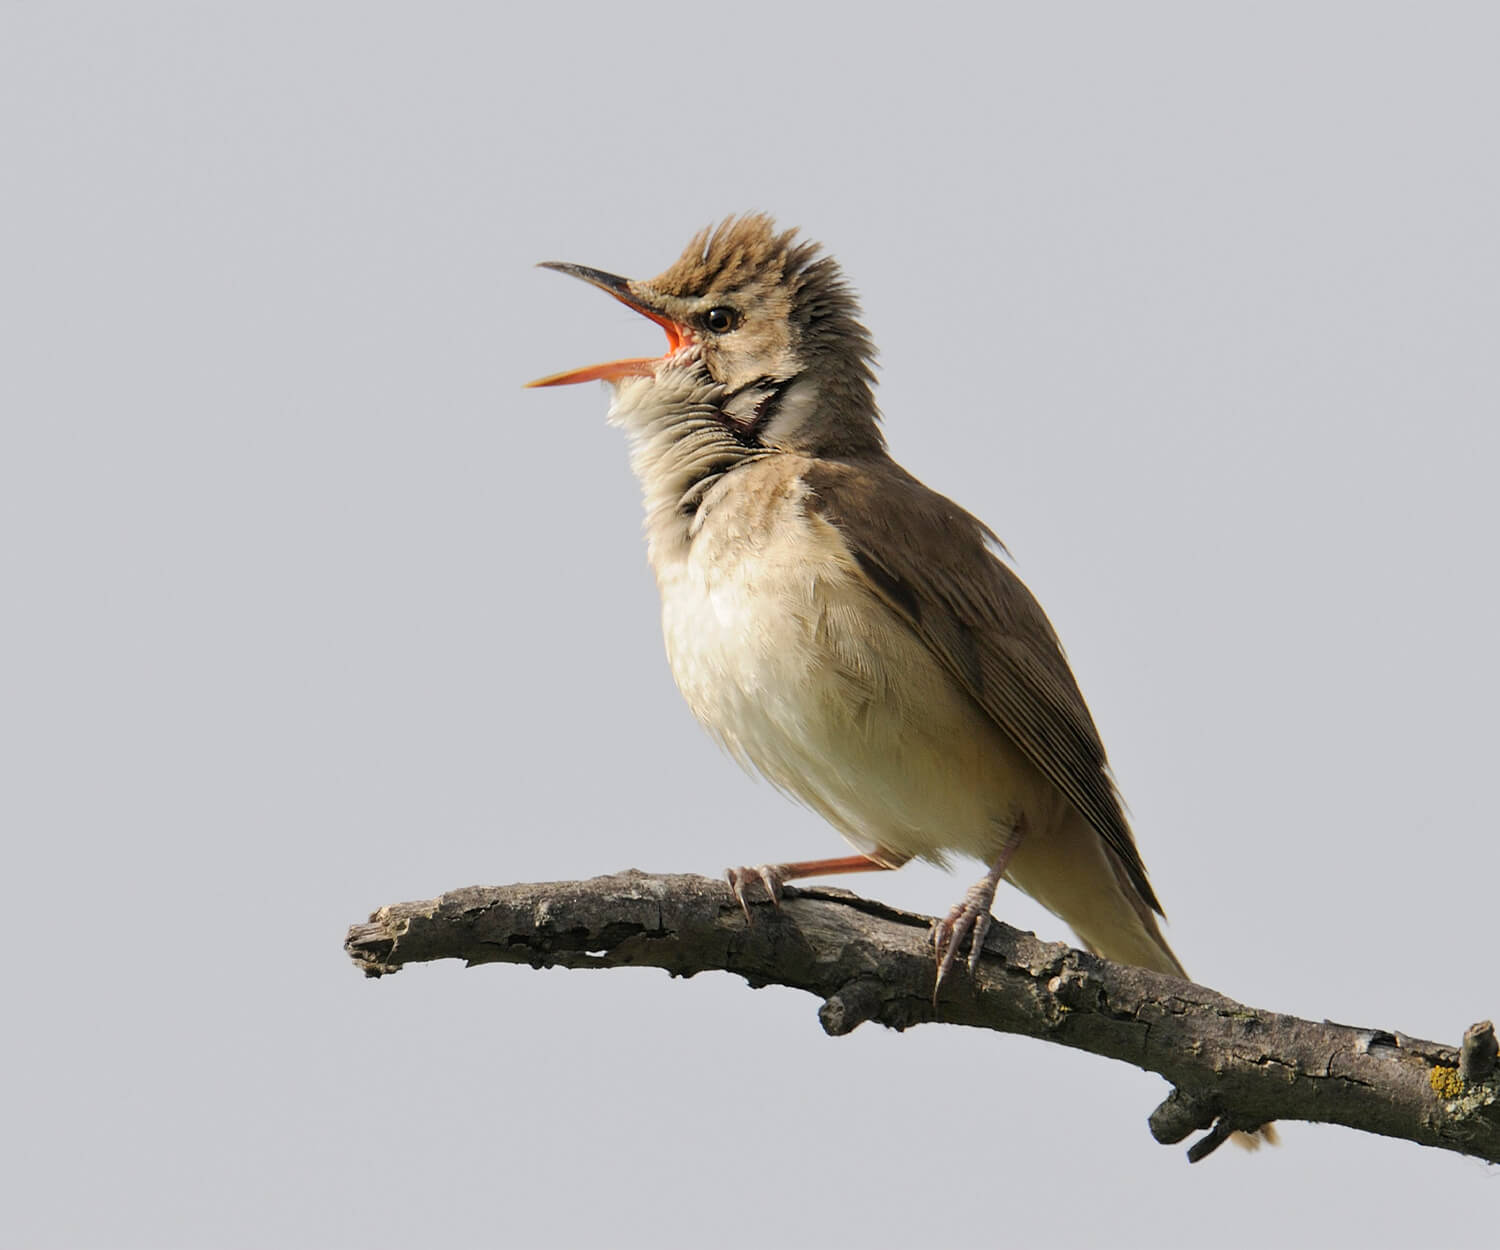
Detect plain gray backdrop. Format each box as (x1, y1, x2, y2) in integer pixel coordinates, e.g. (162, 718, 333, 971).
(4, 4, 1497, 1246)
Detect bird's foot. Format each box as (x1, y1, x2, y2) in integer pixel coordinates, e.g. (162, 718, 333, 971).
(723, 853, 896, 919)
(931, 874, 1001, 994)
(931, 821, 1025, 999)
(724, 864, 787, 918)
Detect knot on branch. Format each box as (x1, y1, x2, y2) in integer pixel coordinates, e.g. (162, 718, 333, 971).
(819, 978, 887, 1036)
(1149, 1087, 1221, 1145)
(1148, 1089, 1275, 1162)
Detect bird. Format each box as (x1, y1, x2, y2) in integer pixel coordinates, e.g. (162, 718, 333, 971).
(526, 214, 1188, 989)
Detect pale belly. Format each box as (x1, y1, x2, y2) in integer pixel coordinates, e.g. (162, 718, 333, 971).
(654, 518, 1063, 868)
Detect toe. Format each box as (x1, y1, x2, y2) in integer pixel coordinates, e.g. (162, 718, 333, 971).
(932, 904, 974, 996)
(724, 867, 755, 920)
(966, 909, 993, 975)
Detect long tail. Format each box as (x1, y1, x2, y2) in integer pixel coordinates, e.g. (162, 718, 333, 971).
(1002, 812, 1277, 1151)
(1002, 809, 1187, 977)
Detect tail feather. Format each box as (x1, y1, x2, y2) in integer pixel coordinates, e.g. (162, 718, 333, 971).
(1005, 810, 1187, 977)
(1093, 843, 1187, 977)
(1003, 814, 1279, 1154)
(1233, 1125, 1280, 1150)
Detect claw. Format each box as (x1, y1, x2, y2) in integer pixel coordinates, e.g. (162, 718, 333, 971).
(724, 864, 787, 919)
(725, 867, 753, 920)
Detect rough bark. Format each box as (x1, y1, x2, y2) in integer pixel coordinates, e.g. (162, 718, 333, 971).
(344, 870, 1498, 1164)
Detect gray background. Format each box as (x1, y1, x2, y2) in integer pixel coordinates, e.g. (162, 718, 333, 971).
(5, 4, 1498, 1246)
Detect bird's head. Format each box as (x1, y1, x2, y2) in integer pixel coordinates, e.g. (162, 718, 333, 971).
(528, 215, 883, 456)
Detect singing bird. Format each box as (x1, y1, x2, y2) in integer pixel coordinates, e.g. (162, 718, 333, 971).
(528, 215, 1187, 988)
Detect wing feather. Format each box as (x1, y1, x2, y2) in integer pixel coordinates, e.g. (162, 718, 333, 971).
(803, 457, 1163, 915)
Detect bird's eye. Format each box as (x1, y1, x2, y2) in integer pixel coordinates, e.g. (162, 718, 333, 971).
(702, 307, 738, 334)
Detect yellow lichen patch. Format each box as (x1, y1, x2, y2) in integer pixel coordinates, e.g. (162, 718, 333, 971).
(1429, 1066, 1464, 1099)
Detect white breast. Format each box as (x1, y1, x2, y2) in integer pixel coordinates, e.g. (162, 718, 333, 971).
(649, 461, 1051, 868)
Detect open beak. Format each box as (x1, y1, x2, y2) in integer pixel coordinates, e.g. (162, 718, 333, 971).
(525, 263, 694, 387)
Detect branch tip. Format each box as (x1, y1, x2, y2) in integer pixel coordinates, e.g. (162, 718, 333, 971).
(1460, 1020, 1497, 1084)
(1185, 1116, 1236, 1164)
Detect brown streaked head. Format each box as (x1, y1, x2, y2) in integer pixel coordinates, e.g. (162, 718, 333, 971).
(530, 215, 884, 456)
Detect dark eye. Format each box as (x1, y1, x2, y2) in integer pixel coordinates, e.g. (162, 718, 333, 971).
(702, 307, 738, 334)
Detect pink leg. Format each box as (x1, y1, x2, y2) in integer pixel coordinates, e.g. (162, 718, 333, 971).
(725, 853, 894, 918)
(932, 820, 1026, 995)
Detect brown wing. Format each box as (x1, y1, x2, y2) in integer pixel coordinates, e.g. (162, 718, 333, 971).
(803, 456, 1163, 916)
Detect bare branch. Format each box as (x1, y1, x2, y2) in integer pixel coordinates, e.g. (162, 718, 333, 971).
(344, 870, 1498, 1164)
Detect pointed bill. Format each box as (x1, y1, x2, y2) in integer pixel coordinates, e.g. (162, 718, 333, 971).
(525, 262, 694, 387)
